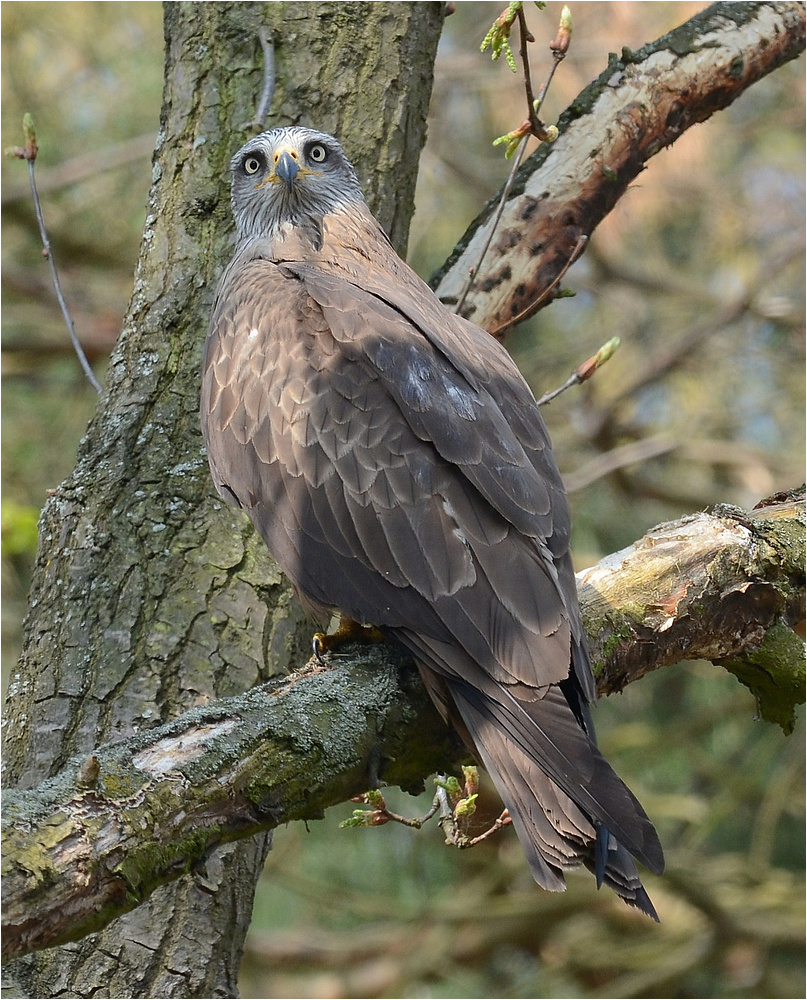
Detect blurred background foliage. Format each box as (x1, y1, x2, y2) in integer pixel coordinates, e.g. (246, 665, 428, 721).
(2, 2, 804, 998)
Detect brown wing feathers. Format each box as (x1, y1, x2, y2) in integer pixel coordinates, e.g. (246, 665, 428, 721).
(201, 129, 664, 918)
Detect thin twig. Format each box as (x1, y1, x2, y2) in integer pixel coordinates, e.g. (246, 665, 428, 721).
(536, 330, 619, 408)
(490, 233, 588, 338)
(465, 809, 512, 847)
(535, 3, 571, 115)
(537, 370, 584, 407)
(453, 136, 529, 316)
(516, 5, 539, 125)
(455, 4, 567, 316)
(516, 3, 560, 144)
(26, 160, 102, 394)
(245, 28, 276, 131)
(343, 790, 439, 830)
(11, 120, 103, 395)
(534, 43, 565, 117)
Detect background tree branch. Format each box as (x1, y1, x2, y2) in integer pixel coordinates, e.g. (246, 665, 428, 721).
(432, 0, 807, 332)
(3, 491, 803, 962)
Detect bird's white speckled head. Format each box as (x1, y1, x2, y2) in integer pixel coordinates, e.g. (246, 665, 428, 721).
(230, 126, 365, 242)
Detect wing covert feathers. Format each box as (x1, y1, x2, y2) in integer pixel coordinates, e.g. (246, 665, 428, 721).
(201, 192, 663, 916)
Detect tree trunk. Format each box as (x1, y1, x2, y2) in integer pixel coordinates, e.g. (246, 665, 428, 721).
(1, 3, 445, 997)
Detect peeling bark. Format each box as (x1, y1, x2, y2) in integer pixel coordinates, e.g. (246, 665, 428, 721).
(581, 489, 806, 731)
(3, 493, 803, 963)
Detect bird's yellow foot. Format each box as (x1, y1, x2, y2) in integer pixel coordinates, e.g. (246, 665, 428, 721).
(312, 616, 385, 662)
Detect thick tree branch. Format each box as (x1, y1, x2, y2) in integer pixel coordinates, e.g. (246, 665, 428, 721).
(1, 646, 459, 962)
(3, 493, 803, 962)
(432, 1, 806, 332)
(582, 489, 806, 731)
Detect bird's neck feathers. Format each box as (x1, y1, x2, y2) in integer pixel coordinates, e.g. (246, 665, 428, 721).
(234, 183, 370, 248)
(241, 198, 399, 275)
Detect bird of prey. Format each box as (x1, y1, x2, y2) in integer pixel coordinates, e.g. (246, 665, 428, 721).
(201, 126, 664, 916)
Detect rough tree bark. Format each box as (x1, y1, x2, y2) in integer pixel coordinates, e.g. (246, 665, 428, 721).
(1, 3, 445, 998)
(2, 3, 804, 998)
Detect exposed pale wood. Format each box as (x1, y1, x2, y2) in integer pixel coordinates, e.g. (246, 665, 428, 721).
(582, 492, 806, 731)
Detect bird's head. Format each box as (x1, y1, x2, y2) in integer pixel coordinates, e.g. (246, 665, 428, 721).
(230, 126, 365, 242)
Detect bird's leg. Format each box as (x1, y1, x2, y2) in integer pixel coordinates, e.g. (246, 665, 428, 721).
(312, 614, 385, 662)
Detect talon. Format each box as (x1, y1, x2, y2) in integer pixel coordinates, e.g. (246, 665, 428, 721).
(311, 615, 385, 657)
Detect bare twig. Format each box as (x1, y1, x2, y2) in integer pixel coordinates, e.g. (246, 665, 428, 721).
(453, 137, 529, 316)
(341, 789, 439, 830)
(456, 5, 568, 316)
(490, 232, 587, 338)
(7, 116, 102, 395)
(536, 333, 619, 407)
(516, 4, 539, 121)
(533, 48, 565, 117)
(465, 809, 512, 848)
(245, 28, 276, 131)
(515, 3, 557, 141)
(537, 371, 586, 408)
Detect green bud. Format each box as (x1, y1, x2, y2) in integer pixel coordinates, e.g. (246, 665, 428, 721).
(454, 794, 478, 819)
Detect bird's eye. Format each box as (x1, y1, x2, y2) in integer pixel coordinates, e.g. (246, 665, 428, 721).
(308, 143, 328, 164)
(243, 156, 262, 175)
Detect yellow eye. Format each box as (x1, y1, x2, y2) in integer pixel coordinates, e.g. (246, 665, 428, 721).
(308, 144, 327, 163)
(244, 156, 262, 175)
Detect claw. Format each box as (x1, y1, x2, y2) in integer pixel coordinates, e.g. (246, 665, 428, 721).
(312, 632, 327, 664)
(311, 616, 385, 661)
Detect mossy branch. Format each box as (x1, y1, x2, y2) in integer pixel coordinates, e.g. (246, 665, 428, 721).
(3, 492, 803, 962)
(581, 488, 806, 732)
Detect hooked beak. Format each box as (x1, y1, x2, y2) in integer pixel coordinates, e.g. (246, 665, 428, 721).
(274, 150, 299, 190)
